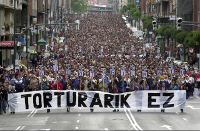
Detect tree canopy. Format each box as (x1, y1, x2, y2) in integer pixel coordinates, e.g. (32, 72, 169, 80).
(141, 15, 153, 30)
(71, 0, 88, 13)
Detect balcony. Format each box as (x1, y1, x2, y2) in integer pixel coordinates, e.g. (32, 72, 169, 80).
(5, 25, 14, 35)
(0, 0, 10, 7)
(1, 26, 5, 36)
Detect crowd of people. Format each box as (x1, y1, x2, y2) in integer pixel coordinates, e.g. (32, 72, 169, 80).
(0, 13, 199, 115)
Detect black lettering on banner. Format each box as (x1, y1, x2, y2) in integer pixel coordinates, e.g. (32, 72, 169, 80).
(54, 92, 65, 107)
(115, 95, 120, 108)
(163, 93, 174, 108)
(104, 94, 114, 108)
(148, 93, 160, 108)
(43, 92, 52, 108)
(67, 92, 76, 107)
(33, 93, 42, 109)
(120, 94, 131, 108)
(78, 92, 87, 107)
(21, 94, 32, 109)
(90, 93, 103, 108)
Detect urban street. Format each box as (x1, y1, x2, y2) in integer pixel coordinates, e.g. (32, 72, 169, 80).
(1, 0, 200, 130)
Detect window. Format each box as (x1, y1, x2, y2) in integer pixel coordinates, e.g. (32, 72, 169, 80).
(10, 0, 13, 5)
(170, 3, 174, 13)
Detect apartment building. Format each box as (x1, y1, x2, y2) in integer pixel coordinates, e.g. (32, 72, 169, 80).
(0, 0, 71, 67)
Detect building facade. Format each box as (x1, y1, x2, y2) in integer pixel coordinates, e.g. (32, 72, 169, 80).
(0, 0, 71, 67)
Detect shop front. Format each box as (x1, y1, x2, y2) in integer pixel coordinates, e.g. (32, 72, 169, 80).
(0, 41, 20, 67)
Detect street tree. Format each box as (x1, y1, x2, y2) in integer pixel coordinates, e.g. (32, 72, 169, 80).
(157, 25, 176, 51)
(185, 32, 196, 48)
(176, 31, 188, 61)
(141, 15, 152, 31)
(194, 29, 200, 45)
(71, 0, 88, 13)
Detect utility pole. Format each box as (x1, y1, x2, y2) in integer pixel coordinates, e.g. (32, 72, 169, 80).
(175, 0, 177, 50)
(14, 0, 16, 72)
(44, 0, 47, 44)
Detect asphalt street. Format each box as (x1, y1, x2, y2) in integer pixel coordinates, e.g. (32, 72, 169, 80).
(0, 89, 200, 130)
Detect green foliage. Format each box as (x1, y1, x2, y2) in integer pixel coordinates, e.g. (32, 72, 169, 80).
(127, 3, 135, 10)
(157, 25, 176, 39)
(141, 15, 152, 22)
(194, 29, 200, 45)
(108, 0, 113, 5)
(132, 8, 141, 19)
(141, 15, 152, 30)
(71, 0, 88, 13)
(185, 32, 196, 47)
(175, 31, 188, 44)
(143, 20, 153, 30)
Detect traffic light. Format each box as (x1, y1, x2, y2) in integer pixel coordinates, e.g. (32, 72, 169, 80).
(177, 18, 182, 30)
(152, 21, 157, 30)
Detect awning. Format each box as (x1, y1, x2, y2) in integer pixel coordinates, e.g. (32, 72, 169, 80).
(0, 41, 22, 47)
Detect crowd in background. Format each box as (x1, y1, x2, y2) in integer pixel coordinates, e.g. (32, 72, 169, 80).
(0, 13, 199, 115)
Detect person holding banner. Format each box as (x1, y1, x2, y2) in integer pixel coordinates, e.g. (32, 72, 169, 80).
(29, 75, 38, 91)
(89, 84, 96, 112)
(0, 85, 8, 114)
(111, 84, 119, 112)
(8, 86, 17, 114)
(52, 79, 63, 90)
(134, 81, 144, 112)
(169, 81, 178, 90)
(99, 79, 108, 92)
(66, 85, 73, 112)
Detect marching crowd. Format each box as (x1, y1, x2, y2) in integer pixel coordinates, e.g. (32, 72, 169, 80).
(0, 13, 200, 115)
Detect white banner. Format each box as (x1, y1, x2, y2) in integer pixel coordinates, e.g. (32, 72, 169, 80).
(8, 90, 186, 112)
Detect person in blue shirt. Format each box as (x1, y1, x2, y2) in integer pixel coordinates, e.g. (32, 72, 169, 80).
(170, 81, 178, 90)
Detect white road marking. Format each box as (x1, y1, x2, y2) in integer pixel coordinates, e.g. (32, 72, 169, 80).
(27, 110, 34, 117)
(124, 110, 138, 130)
(76, 127, 79, 129)
(105, 128, 109, 130)
(79, 108, 81, 110)
(187, 105, 200, 110)
(196, 96, 200, 99)
(31, 110, 37, 117)
(128, 110, 143, 130)
(20, 126, 25, 130)
(161, 125, 172, 130)
(187, 102, 200, 104)
(53, 122, 58, 124)
(176, 112, 179, 114)
(41, 129, 50, 131)
(77, 120, 80, 123)
(15, 126, 21, 130)
(183, 118, 188, 121)
(78, 114, 81, 116)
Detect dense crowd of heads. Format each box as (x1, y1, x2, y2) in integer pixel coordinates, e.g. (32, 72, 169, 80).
(0, 13, 199, 99)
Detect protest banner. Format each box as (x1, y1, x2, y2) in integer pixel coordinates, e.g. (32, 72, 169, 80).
(8, 90, 186, 112)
